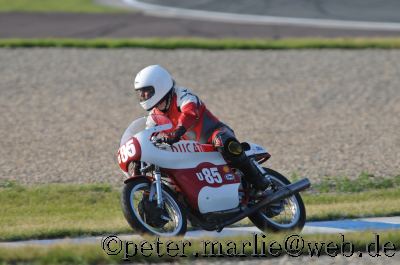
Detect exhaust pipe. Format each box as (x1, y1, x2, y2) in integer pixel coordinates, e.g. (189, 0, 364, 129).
(216, 178, 311, 232)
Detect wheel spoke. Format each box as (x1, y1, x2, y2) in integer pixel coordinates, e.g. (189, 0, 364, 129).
(260, 174, 301, 228)
(128, 182, 183, 236)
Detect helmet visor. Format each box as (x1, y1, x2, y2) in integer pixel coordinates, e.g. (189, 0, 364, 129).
(136, 86, 155, 102)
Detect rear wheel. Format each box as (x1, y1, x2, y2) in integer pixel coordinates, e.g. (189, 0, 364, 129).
(249, 168, 306, 232)
(121, 178, 187, 237)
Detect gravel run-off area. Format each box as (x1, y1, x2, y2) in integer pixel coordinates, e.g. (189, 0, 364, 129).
(0, 49, 399, 184)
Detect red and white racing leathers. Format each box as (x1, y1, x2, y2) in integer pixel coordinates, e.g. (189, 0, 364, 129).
(149, 87, 234, 146)
(146, 87, 270, 190)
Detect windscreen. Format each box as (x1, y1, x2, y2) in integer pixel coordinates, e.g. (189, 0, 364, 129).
(119, 115, 173, 146)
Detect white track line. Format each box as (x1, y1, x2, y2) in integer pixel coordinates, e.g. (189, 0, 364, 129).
(359, 216, 400, 224)
(121, 0, 400, 31)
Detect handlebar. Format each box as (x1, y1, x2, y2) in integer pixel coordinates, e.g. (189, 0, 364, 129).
(151, 135, 172, 147)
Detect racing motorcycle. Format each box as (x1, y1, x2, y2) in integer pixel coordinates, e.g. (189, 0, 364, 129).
(117, 114, 310, 237)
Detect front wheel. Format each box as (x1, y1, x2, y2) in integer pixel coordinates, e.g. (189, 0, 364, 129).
(121, 177, 187, 237)
(249, 168, 306, 232)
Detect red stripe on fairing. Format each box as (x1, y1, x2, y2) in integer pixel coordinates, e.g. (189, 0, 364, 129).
(162, 162, 240, 210)
(170, 142, 216, 153)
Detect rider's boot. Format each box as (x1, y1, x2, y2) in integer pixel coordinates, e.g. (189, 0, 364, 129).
(225, 141, 271, 191)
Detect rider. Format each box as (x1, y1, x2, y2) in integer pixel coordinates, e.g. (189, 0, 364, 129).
(133, 65, 270, 191)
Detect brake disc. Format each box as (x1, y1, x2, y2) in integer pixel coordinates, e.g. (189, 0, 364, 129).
(141, 199, 170, 228)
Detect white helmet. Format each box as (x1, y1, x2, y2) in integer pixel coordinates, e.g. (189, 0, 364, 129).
(134, 65, 174, 111)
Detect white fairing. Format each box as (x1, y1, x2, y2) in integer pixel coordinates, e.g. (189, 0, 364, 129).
(245, 142, 268, 157)
(121, 118, 269, 169)
(138, 133, 227, 169)
(121, 117, 227, 168)
(198, 184, 240, 213)
(120, 117, 147, 146)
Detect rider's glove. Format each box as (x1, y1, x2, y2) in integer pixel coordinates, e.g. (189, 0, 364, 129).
(160, 126, 186, 145)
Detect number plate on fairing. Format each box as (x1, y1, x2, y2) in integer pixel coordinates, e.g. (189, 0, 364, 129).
(164, 163, 241, 213)
(195, 166, 240, 213)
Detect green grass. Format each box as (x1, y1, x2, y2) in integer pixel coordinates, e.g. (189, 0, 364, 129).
(296, 172, 400, 221)
(0, 181, 129, 241)
(0, 0, 126, 13)
(0, 176, 399, 241)
(293, 172, 400, 193)
(1, 231, 399, 264)
(2, 38, 400, 49)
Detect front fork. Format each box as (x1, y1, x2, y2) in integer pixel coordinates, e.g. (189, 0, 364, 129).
(148, 165, 164, 208)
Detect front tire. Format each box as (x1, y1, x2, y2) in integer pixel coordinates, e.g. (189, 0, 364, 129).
(121, 177, 187, 237)
(249, 168, 306, 232)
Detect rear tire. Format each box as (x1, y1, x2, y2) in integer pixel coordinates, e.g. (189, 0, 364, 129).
(249, 168, 306, 232)
(121, 177, 187, 237)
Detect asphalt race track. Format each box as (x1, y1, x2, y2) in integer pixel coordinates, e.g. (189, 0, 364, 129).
(1, 0, 400, 38)
(130, 0, 400, 23)
(1, 12, 399, 39)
